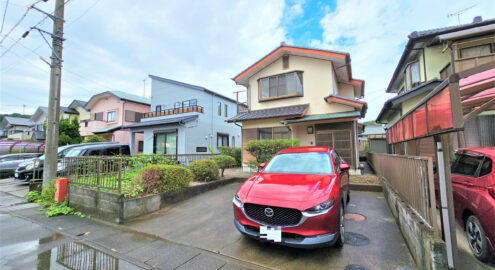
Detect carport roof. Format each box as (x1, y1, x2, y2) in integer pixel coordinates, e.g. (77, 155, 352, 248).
(125, 115, 198, 128)
(93, 125, 123, 134)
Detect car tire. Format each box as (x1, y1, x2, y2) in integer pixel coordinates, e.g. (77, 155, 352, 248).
(466, 215, 491, 262)
(334, 201, 345, 248)
(346, 188, 350, 204)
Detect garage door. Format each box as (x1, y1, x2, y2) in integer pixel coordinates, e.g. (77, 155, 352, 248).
(315, 123, 354, 168)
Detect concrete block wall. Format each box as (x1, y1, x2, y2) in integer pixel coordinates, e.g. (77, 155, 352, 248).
(381, 179, 448, 270)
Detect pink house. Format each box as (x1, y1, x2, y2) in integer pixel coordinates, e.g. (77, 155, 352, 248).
(82, 91, 151, 152)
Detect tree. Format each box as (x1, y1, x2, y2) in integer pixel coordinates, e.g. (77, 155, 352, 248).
(212, 155, 236, 177)
(82, 135, 106, 143)
(57, 117, 82, 146)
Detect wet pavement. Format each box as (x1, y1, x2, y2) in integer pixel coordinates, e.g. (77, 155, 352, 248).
(126, 183, 416, 270)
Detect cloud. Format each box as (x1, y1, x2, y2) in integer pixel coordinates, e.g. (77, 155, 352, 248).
(312, 0, 495, 121)
(1, 0, 287, 113)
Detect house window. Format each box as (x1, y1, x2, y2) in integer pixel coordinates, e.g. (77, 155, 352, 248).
(190, 99, 197, 107)
(94, 112, 103, 121)
(404, 61, 420, 90)
(232, 136, 235, 146)
(183, 100, 190, 108)
(107, 111, 116, 122)
(174, 102, 181, 109)
(156, 105, 162, 112)
(84, 121, 88, 127)
(258, 127, 290, 140)
(153, 132, 177, 155)
(217, 133, 229, 147)
(259, 71, 303, 100)
(460, 44, 493, 59)
(440, 63, 452, 80)
(282, 55, 289, 69)
(138, 141, 144, 152)
(218, 102, 222, 116)
(224, 104, 228, 117)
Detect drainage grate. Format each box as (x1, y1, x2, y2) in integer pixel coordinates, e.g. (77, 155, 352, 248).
(344, 232, 370, 246)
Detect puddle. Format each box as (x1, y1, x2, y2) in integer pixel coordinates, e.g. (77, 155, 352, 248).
(37, 240, 142, 269)
(344, 232, 370, 246)
(344, 213, 366, 221)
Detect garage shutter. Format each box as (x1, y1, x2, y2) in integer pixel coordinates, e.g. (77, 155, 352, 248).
(315, 122, 355, 168)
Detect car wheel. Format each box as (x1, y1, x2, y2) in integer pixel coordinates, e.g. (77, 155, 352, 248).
(334, 202, 345, 248)
(466, 215, 491, 262)
(346, 188, 350, 204)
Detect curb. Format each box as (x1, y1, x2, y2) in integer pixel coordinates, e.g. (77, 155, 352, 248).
(350, 183, 382, 192)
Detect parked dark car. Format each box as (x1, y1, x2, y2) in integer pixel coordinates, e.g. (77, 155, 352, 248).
(57, 143, 131, 174)
(0, 153, 41, 178)
(233, 146, 350, 248)
(452, 147, 495, 262)
(14, 142, 119, 182)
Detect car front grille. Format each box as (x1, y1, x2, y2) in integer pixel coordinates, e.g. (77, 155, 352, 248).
(243, 203, 302, 226)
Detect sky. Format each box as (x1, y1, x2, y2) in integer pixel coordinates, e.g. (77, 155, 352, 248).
(0, 0, 494, 121)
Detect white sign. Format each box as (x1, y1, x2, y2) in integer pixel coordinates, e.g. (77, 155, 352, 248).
(260, 226, 281, 242)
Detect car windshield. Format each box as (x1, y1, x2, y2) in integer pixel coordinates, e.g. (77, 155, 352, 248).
(64, 149, 85, 157)
(38, 145, 73, 160)
(263, 152, 333, 175)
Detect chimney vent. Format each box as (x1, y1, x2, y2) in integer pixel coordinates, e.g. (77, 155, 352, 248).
(280, 41, 286, 46)
(473, 16, 482, 23)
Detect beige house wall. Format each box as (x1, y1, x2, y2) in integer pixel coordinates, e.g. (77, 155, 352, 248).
(247, 55, 341, 115)
(74, 106, 90, 121)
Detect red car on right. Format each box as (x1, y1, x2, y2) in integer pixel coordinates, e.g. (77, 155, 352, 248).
(452, 147, 495, 262)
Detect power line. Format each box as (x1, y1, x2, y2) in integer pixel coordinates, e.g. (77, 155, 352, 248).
(0, 0, 44, 45)
(0, 0, 10, 34)
(67, 0, 101, 26)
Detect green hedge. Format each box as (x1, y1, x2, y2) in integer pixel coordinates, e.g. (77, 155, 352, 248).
(124, 165, 192, 197)
(82, 135, 106, 143)
(189, 159, 219, 182)
(160, 165, 193, 192)
(213, 155, 236, 177)
(217, 146, 241, 165)
(245, 139, 299, 169)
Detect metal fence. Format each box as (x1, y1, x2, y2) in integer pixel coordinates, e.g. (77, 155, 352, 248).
(63, 154, 214, 193)
(367, 152, 438, 230)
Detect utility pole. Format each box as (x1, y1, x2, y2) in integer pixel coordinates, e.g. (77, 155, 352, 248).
(22, 104, 26, 115)
(42, 0, 65, 187)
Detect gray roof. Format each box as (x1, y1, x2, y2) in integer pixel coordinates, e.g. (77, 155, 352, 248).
(111, 90, 151, 105)
(149, 75, 243, 106)
(228, 104, 309, 122)
(126, 115, 198, 129)
(411, 18, 495, 38)
(361, 125, 386, 136)
(68, 99, 88, 111)
(3, 116, 34, 126)
(60, 106, 79, 114)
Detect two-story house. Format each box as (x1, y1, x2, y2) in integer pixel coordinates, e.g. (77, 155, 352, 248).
(377, 17, 495, 155)
(126, 75, 242, 155)
(30, 105, 80, 140)
(0, 116, 34, 140)
(228, 45, 366, 172)
(82, 91, 151, 151)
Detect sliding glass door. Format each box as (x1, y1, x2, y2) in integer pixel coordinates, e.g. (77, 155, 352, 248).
(153, 132, 177, 155)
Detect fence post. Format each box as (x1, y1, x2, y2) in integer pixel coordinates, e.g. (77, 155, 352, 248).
(97, 159, 101, 188)
(118, 158, 122, 193)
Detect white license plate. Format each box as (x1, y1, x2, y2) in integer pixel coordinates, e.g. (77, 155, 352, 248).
(260, 226, 282, 242)
(14, 173, 18, 178)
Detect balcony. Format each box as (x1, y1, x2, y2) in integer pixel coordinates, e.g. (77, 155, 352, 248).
(142, 106, 204, 119)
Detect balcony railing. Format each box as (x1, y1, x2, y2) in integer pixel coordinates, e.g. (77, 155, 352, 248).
(142, 106, 204, 119)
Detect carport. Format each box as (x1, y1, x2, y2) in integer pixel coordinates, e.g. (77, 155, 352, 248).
(376, 62, 495, 269)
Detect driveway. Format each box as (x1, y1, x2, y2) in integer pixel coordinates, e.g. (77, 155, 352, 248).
(126, 182, 416, 270)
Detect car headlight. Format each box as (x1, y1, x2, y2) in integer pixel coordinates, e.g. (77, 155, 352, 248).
(304, 198, 335, 214)
(233, 193, 243, 208)
(25, 163, 35, 170)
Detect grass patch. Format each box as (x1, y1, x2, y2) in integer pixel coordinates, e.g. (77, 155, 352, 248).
(349, 175, 381, 185)
(24, 184, 89, 218)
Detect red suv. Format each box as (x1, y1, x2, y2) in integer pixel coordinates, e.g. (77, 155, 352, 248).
(452, 147, 495, 262)
(233, 146, 350, 248)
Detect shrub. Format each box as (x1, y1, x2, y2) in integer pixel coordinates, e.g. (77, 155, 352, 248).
(24, 190, 41, 202)
(213, 155, 236, 177)
(159, 165, 192, 192)
(217, 146, 241, 165)
(40, 181, 56, 207)
(189, 159, 219, 182)
(245, 139, 300, 169)
(138, 165, 163, 193)
(83, 135, 106, 143)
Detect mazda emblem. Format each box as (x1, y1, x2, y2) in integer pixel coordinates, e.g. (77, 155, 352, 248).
(264, 207, 274, 217)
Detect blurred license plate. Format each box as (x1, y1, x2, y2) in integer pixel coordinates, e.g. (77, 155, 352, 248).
(260, 226, 281, 242)
(14, 173, 18, 178)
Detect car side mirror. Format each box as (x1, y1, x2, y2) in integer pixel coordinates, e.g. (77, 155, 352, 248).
(339, 163, 350, 171)
(259, 163, 266, 169)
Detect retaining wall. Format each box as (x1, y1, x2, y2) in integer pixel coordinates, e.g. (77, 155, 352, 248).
(68, 177, 243, 224)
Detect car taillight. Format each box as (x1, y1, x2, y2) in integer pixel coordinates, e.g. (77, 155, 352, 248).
(489, 186, 495, 199)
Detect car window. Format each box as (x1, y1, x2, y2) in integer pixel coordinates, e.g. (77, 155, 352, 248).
(332, 151, 341, 171)
(88, 149, 102, 156)
(65, 149, 85, 157)
(480, 157, 492, 177)
(104, 147, 120, 156)
(452, 153, 483, 177)
(121, 146, 130, 155)
(263, 152, 333, 175)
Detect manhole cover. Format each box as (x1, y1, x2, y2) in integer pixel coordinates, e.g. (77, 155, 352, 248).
(345, 213, 366, 221)
(395, 267, 414, 270)
(345, 265, 369, 270)
(344, 232, 370, 246)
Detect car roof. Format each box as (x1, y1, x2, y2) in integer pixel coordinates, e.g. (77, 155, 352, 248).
(278, 146, 331, 154)
(68, 143, 127, 151)
(0, 153, 39, 158)
(459, 147, 495, 159)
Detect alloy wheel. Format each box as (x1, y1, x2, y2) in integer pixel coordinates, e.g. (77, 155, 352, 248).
(467, 219, 483, 256)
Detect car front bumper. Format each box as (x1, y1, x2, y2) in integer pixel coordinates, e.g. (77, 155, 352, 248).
(14, 170, 33, 182)
(234, 219, 337, 248)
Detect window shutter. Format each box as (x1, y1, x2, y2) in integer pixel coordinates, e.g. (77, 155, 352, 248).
(125, 110, 135, 122)
(94, 112, 103, 121)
